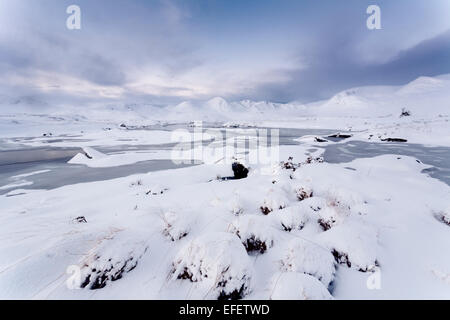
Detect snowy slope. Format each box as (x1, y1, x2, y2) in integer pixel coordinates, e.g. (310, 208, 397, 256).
(0, 75, 450, 300)
(1, 74, 449, 129)
(0, 149, 449, 299)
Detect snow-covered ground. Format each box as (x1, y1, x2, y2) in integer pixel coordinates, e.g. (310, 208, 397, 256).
(0, 75, 449, 299)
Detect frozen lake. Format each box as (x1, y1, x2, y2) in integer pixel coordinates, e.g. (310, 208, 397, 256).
(1, 127, 449, 195)
(323, 141, 450, 186)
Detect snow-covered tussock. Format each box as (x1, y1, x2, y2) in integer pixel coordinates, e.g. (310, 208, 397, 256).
(319, 221, 379, 272)
(269, 272, 333, 300)
(79, 233, 149, 290)
(162, 211, 190, 241)
(271, 206, 310, 232)
(260, 190, 289, 215)
(280, 238, 335, 287)
(435, 207, 450, 226)
(295, 186, 313, 201)
(294, 185, 367, 230)
(228, 192, 245, 216)
(171, 233, 252, 300)
(228, 215, 275, 254)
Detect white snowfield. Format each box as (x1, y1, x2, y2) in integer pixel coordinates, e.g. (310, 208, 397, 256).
(0, 74, 449, 300)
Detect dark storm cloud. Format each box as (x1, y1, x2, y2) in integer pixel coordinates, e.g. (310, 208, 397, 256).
(377, 30, 450, 82)
(248, 29, 450, 103)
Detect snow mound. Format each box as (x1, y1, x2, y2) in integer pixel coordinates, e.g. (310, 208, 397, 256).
(398, 76, 446, 95)
(319, 220, 379, 272)
(442, 209, 450, 225)
(281, 238, 336, 287)
(79, 230, 149, 290)
(271, 205, 310, 232)
(269, 272, 333, 300)
(68, 147, 106, 165)
(228, 192, 245, 216)
(172, 232, 252, 299)
(228, 215, 275, 254)
(162, 211, 191, 241)
(435, 207, 450, 226)
(260, 189, 289, 214)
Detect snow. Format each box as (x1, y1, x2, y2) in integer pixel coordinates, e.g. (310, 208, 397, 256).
(171, 233, 253, 299)
(0, 74, 449, 300)
(228, 215, 275, 254)
(0, 180, 33, 190)
(280, 238, 336, 287)
(10, 170, 51, 179)
(269, 272, 333, 300)
(68, 146, 176, 168)
(0, 151, 448, 299)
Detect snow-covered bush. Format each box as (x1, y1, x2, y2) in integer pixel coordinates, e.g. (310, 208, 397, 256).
(296, 197, 343, 230)
(228, 193, 245, 216)
(298, 196, 326, 212)
(435, 207, 450, 226)
(271, 206, 309, 232)
(162, 211, 190, 241)
(269, 272, 333, 300)
(442, 212, 450, 225)
(317, 206, 341, 231)
(302, 191, 357, 230)
(280, 156, 300, 171)
(228, 215, 274, 254)
(80, 235, 149, 290)
(318, 220, 379, 272)
(172, 233, 252, 300)
(295, 186, 313, 201)
(260, 190, 289, 215)
(280, 238, 335, 287)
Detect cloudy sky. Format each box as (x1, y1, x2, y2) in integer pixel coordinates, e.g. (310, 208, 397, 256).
(0, 0, 449, 105)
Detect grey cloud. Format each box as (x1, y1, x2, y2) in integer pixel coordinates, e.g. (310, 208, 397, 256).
(0, 30, 127, 87)
(74, 53, 127, 86)
(247, 29, 450, 103)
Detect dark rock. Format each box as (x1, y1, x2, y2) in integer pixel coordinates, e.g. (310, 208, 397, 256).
(315, 137, 328, 143)
(74, 216, 87, 223)
(328, 133, 352, 139)
(400, 108, 411, 117)
(381, 138, 408, 143)
(260, 206, 272, 215)
(83, 152, 93, 159)
(232, 162, 249, 179)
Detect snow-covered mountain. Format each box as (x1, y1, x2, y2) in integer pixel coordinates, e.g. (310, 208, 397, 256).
(1, 74, 450, 300)
(1, 74, 449, 123)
